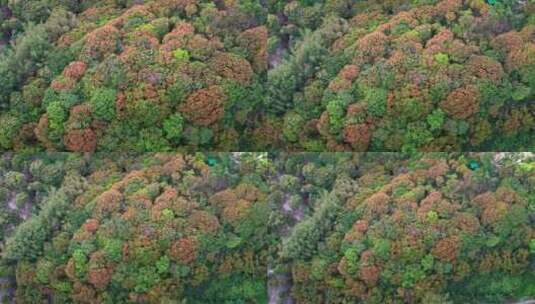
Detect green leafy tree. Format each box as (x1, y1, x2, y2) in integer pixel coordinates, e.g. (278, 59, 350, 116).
(163, 114, 184, 142)
(0, 114, 21, 149)
(46, 101, 67, 140)
(364, 87, 387, 118)
(281, 191, 340, 260)
(283, 112, 305, 142)
(427, 109, 446, 131)
(89, 88, 117, 122)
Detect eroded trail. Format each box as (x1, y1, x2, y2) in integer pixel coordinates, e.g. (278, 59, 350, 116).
(268, 268, 293, 304)
(0, 276, 14, 303)
(267, 173, 306, 304)
(268, 13, 290, 69)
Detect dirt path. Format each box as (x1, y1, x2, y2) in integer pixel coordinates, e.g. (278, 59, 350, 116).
(268, 267, 294, 304)
(268, 13, 290, 69)
(0, 277, 14, 303)
(267, 173, 306, 304)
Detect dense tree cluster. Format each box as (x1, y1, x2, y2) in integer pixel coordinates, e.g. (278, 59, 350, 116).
(1, 0, 533, 151)
(270, 152, 535, 303)
(267, 0, 535, 151)
(1, 152, 534, 302)
(0, 0, 534, 301)
(0, 153, 84, 249)
(0, 0, 267, 151)
(1, 152, 271, 303)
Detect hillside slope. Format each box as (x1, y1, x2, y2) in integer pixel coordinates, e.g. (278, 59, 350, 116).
(270, 152, 535, 303)
(0, 152, 271, 303)
(266, 0, 535, 151)
(1, 1, 534, 151)
(0, 0, 267, 151)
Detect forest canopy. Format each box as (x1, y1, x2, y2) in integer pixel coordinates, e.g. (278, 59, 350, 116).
(0, 0, 533, 151)
(0, 0, 267, 152)
(0, 152, 271, 303)
(0, 152, 534, 303)
(265, 0, 535, 151)
(269, 152, 535, 303)
(0, 0, 534, 302)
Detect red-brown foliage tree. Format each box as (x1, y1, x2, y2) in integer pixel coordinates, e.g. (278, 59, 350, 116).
(440, 86, 480, 119)
(179, 86, 226, 126)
